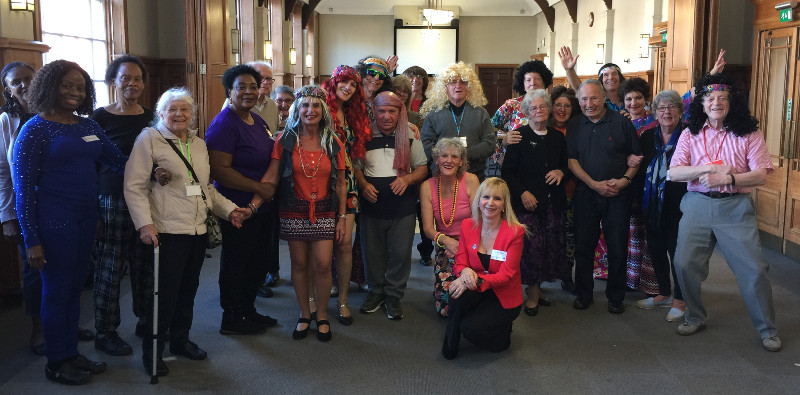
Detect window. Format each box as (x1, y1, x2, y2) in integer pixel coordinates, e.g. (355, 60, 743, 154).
(40, 0, 110, 107)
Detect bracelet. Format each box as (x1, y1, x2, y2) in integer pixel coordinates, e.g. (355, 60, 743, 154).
(435, 232, 445, 248)
(730, 174, 736, 186)
(622, 175, 632, 183)
(338, 214, 347, 219)
(248, 202, 258, 213)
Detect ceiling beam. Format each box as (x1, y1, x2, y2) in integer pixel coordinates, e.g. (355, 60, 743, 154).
(564, 0, 577, 23)
(301, 0, 320, 29)
(533, 0, 555, 32)
(284, 0, 296, 21)
(603, 0, 612, 10)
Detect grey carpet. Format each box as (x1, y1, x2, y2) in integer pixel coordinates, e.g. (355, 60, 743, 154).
(1, 235, 798, 394)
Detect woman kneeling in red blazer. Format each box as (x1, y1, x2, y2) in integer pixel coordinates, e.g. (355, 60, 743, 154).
(442, 177, 528, 359)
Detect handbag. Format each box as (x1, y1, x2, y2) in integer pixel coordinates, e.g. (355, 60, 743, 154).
(158, 131, 223, 249)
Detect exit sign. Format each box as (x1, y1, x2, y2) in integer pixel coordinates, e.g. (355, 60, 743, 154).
(780, 9, 793, 22)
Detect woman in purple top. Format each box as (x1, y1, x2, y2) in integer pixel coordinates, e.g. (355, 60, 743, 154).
(207, 65, 277, 336)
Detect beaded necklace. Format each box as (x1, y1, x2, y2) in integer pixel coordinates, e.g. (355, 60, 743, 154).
(438, 174, 459, 228)
(298, 139, 324, 178)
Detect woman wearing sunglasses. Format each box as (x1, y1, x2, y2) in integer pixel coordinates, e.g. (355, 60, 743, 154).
(355, 56, 394, 122)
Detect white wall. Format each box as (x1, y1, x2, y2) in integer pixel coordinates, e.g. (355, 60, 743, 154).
(127, 0, 159, 57)
(459, 16, 539, 66)
(318, 14, 394, 74)
(0, 0, 35, 40)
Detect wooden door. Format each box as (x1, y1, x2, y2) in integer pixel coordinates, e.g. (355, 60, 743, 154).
(185, 0, 232, 136)
(665, 0, 716, 93)
(751, 27, 797, 240)
(476, 65, 514, 117)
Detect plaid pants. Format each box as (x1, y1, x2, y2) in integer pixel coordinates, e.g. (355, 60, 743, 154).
(93, 194, 151, 334)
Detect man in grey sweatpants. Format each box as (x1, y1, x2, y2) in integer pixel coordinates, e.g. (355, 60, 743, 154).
(354, 92, 428, 320)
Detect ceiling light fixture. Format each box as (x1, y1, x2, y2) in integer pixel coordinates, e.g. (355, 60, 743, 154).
(422, 0, 453, 25)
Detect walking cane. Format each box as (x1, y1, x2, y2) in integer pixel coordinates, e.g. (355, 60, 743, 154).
(150, 245, 159, 384)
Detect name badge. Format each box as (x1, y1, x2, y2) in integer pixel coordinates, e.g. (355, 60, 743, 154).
(704, 159, 723, 166)
(82, 135, 99, 142)
(458, 136, 468, 148)
(490, 249, 507, 261)
(186, 184, 202, 196)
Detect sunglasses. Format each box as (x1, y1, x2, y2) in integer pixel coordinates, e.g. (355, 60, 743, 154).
(366, 69, 387, 79)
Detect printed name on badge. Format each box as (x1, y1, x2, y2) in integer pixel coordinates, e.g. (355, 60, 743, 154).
(82, 135, 100, 142)
(186, 184, 202, 196)
(458, 136, 468, 148)
(490, 249, 507, 261)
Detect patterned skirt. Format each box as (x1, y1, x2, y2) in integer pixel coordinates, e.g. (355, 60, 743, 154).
(279, 197, 335, 241)
(433, 245, 456, 318)
(564, 196, 575, 270)
(626, 201, 659, 294)
(593, 229, 609, 279)
(518, 203, 568, 286)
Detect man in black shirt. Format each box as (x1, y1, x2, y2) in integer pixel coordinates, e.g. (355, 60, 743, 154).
(566, 79, 640, 314)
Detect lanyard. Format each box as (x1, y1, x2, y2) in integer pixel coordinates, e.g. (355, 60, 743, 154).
(702, 128, 727, 163)
(177, 138, 194, 180)
(450, 106, 465, 136)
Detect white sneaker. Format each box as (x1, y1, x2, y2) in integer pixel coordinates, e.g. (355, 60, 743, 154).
(761, 336, 782, 352)
(665, 307, 685, 322)
(635, 296, 673, 309)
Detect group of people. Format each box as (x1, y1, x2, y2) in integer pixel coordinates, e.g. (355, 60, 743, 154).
(0, 44, 783, 385)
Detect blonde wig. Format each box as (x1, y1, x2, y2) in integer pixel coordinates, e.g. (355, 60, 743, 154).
(420, 62, 488, 117)
(470, 177, 529, 236)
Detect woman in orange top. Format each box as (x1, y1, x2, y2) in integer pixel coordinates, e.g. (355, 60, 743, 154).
(251, 86, 346, 342)
(442, 178, 527, 359)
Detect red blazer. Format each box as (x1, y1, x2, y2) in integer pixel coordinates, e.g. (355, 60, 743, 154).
(454, 218, 524, 309)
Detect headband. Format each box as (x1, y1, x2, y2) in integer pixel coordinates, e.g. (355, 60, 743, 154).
(363, 58, 389, 75)
(332, 65, 361, 83)
(702, 84, 730, 93)
(373, 91, 410, 177)
(294, 85, 327, 100)
(598, 65, 621, 77)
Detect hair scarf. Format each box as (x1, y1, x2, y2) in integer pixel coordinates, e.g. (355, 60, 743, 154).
(373, 91, 410, 176)
(642, 125, 682, 226)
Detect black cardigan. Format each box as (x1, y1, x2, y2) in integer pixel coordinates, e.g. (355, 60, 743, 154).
(501, 125, 569, 215)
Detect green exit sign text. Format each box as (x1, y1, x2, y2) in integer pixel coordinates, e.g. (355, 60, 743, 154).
(780, 9, 793, 23)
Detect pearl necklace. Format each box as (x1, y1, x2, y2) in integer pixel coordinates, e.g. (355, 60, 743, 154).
(438, 174, 459, 228)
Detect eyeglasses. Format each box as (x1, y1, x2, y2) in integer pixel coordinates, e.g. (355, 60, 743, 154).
(366, 69, 387, 79)
(262, 77, 276, 83)
(656, 105, 679, 113)
(530, 104, 549, 112)
(553, 103, 572, 109)
(447, 79, 468, 86)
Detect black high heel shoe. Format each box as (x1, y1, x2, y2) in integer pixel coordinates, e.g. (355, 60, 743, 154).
(293, 318, 311, 340)
(337, 301, 353, 326)
(316, 320, 332, 342)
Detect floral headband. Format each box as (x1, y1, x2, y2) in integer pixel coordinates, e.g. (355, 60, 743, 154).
(702, 84, 730, 93)
(363, 58, 389, 75)
(332, 65, 361, 83)
(294, 85, 327, 100)
(598, 65, 621, 77)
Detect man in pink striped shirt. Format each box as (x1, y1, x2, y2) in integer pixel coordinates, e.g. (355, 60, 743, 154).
(669, 74, 780, 352)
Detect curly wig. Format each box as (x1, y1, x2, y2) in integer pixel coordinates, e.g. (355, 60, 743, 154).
(1, 61, 34, 116)
(419, 62, 487, 117)
(28, 60, 95, 116)
(104, 54, 148, 85)
(617, 77, 651, 104)
(549, 85, 580, 119)
(598, 62, 625, 86)
(513, 60, 553, 95)
(355, 56, 393, 96)
(321, 65, 371, 160)
(686, 74, 758, 137)
(222, 64, 262, 98)
(402, 65, 429, 103)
